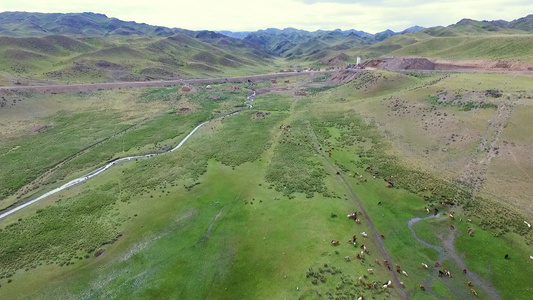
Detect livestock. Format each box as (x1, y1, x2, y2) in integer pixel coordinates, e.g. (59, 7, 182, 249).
(530, 255, 533, 261)
(434, 261, 440, 267)
(355, 219, 361, 224)
(425, 207, 430, 214)
(450, 224, 455, 229)
(366, 283, 372, 289)
(438, 270, 444, 277)
(396, 264, 401, 270)
(463, 269, 467, 274)
(356, 253, 362, 259)
(471, 289, 478, 296)
(467, 281, 472, 286)
(375, 259, 380, 264)
(367, 268, 373, 274)
(420, 285, 425, 291)
(361, 231, 368, 237)
(331, 239, 340, 245)
(422, 263, 428, 269)
(382, 280, 392, 288)
(344, 256, 350, 261)
(401, 270, 408, 277)
(380, 234, 385, 239)
(525, 221, 531, 228)
(357, 296, 364, 300)
(347, 212, 358, 219)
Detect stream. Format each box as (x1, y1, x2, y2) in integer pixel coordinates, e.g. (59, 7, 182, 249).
(407, 213, 502, 299)
(0, 89, 256, 221)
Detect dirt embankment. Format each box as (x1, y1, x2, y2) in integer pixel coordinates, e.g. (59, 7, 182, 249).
(0, 72, 326, 95)
(363, 57, 533, 72)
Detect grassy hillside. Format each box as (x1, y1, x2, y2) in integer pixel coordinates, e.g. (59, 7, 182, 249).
(0, 33, 278, 84)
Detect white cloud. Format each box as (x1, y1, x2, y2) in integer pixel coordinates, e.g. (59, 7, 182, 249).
(0, 0, 532, 33)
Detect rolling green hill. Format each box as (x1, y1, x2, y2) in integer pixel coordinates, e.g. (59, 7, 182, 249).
(0, 32, 277, 83)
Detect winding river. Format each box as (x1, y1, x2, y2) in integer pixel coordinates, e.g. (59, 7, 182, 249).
(0, 89, 256, 221)
(407, 213, 502, 299)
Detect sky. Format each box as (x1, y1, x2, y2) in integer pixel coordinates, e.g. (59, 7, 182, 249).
(1, 0, 532, 33)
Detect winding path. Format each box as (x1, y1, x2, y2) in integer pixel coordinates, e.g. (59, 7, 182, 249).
(306, 122, 409, 300)
(0, 91, 256, 221)
(408, 214, 502, 299)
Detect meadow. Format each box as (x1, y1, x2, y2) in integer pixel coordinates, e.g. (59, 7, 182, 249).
(0, 71, 532, 299)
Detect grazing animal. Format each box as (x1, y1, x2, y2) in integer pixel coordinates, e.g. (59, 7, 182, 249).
(467, 219, 472, 222)
(359, 277, 363, 283)
(471, 289, 478, 296)
(360, 250, 365, 257)
(380, 234, 385, 239)
(420, 285, 425, 291)
(450, 224, 455, 229)
(331, 239, 340, 245)
(378, 201, 382, 205)
(434, 208, 439, 216)
(505, 254, 509, 259)
(463, 268, 467, 274)
(360, 244, 365, 249)
(373, 281, 378, 288)
(356, 253, 362, 259)
(387, 265, 392, 271)
(449, 214, 455, 219)
(357, 296, 363, 300)
(401, 270, 408, 277)
(400, 281, 404, 287)
(375, 259, 380, 264)
(468, 281, 472, 286)
(422, 263, 428, 269)
(425, 207, 430, 214)
(530, 255, 533, 261)
(438, 270, 445, 277)
(355, 219, 361, 224)
(347, 212, 357, 219)
(361, 232, 368, 237)
(434, 261, 440, 267)
(367, 268, 373, 274)
(396, 264, 401, 270)
(366, 283, 372, 289)
(344, 256, 350, 261)
(525, 221, 531, 228)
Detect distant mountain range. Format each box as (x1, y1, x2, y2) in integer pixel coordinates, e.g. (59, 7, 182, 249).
(0, 11, 532, 84)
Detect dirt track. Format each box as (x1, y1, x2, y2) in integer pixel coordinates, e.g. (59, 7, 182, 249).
(0, 71, 327, 95)
(307, 122, 409, 300)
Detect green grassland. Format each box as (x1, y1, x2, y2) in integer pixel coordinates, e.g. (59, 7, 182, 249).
(1, 72, 533, 300)
(0, 34, 283, 84)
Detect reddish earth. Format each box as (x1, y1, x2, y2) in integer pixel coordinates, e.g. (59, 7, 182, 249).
(363, 57, 533, 72)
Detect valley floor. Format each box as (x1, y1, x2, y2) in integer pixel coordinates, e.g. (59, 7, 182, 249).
(0, 69, 532, 299)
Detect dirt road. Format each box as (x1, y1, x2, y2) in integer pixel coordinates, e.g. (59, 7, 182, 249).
(0, 71, 326, 95)
(307, 122, 409, 300)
